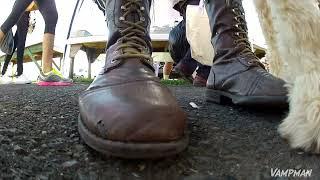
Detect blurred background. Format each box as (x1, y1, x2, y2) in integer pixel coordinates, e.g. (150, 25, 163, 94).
(0, 0, 266, 81)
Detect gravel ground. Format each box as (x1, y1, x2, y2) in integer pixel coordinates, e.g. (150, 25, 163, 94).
(0, 84, 319, 180)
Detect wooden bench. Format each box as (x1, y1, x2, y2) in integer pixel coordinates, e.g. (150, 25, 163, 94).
(0, 42, 63, 76)
(65, 34, 170, 79)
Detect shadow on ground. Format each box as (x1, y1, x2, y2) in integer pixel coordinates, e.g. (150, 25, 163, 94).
(0, 84, 319, 179)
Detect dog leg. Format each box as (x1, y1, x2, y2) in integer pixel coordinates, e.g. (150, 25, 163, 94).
(268, 0, 320, 153)
(253, 0, 287, 80)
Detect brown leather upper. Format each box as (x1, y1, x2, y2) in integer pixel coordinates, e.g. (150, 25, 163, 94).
(79, 42, 187, 142)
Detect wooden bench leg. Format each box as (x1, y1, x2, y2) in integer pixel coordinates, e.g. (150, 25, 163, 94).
(26, 48, 45, 77)
(52, 60, 60, 71)
(69, 57, 75, 79)
(153, 62, 160, 77)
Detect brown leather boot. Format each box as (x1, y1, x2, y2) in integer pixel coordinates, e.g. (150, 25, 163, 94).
(204, 0, 288, 107)
(78, 0, 188, 159)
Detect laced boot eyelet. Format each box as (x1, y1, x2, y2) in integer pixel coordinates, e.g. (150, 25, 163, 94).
(111, 59, 117, 64)
(121, 6, 126, 10)
(140, 17, 145, 21)
(140, 7, 145, 11)
(119, 16, 125, 21)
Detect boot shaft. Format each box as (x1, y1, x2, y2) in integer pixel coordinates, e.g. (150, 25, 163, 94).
(105, 0, 152, 49)
(205, 0, 252, 59)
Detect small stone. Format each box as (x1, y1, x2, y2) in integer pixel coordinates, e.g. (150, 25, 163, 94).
(7, 128, 17, 133)
(73, 153, 80, 158)
(41, 144, 48, 148)
(23, 156, 32, 162)
(189, 102, 200, 109)
(138, 164, 145, 171)
(295, 164, 302, 169)
(24, 106, 32, 110)
(29, 139, 37, 144)
(0, 136, 10, 144)
(41, 131, 47, 135)
(132, 173, 140, 178)
(297, 151, 304, 155)
(199, 140, 210, 145)
(36, 175, 48, 180)
(75, 145, 84, 151)
(14, 145, 28, 155)
(0, 128, 17, 137)
(62, 160, 78, 168)
(37, 156, 46, 160)
(189, 168, 198, 173)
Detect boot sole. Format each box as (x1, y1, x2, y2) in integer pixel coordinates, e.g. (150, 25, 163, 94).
(78, 115, 189, 159)
(206, 89, 288, 107)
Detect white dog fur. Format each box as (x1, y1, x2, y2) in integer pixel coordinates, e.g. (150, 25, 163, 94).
(253, 0, 320, 153)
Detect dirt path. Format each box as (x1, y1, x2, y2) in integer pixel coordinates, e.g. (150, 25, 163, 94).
(0, 84, 319, 179)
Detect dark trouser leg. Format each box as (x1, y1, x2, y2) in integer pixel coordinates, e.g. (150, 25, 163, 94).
(93, 0, 106, 15)
(196, 64, 210, 79)
(179, 49, 198, 74)
(193, 64, 210, 87)
(2, 31, 18, 76)
(0, 0, 33, 34)
(34, 0, 58, 34)
(16, 12, 29, 76)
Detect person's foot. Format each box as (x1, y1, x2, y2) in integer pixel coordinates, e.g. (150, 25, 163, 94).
(0, 75, 13, 84)
(193, 74, 207, 87)
(13, 74, 32, 84)
(78, 0, 188, 159)
(173, 49, 198, 83)
(37, 69, 73, 86)
(193, 65, 210, 87)
(174, 61, 195, 83)
(204, 0, 288, 107)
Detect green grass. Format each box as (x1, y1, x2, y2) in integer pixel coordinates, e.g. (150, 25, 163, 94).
(73, 77, 94, 84)
(160, 79, 190, 86)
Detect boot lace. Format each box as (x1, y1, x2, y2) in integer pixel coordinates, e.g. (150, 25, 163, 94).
(113, 0, 152, 62)
(231, 2, 257, 59)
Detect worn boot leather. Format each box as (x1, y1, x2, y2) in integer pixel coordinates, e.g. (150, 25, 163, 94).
(78, 0, 188, 159)
(204, 0, 288, 107)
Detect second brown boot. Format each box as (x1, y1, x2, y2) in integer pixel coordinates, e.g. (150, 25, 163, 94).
(204, 0, 288, 107)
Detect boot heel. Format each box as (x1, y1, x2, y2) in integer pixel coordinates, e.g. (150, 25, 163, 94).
(206, 89, 224, 104)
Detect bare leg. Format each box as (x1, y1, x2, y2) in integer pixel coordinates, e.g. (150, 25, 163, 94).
(163, 62, 173, 80)
(0, 30, 5, 43)
(34, 0, 58, 74)
(42, 33, 54, 73)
